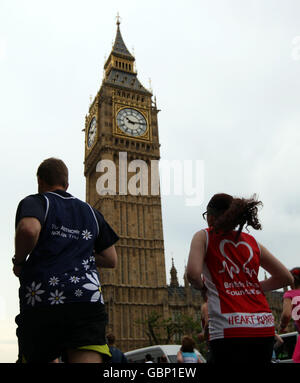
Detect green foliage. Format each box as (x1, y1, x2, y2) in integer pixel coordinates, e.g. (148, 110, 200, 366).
(136, 310, 203, 346)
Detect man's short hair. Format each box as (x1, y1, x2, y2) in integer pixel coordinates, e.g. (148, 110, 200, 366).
(106, 333, 115, 345)
(37, 158, 69, 188)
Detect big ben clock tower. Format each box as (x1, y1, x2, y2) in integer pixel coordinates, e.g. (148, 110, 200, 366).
(84, 18, 168, 351)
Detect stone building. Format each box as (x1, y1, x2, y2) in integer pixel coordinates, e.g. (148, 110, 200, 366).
(84, 19, 168, 352)
(83, 19, 292, 352)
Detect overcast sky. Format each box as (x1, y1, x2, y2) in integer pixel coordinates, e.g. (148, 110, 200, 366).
(1, 0, 300, 362)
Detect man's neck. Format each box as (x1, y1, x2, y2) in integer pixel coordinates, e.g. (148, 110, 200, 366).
(40, 186, 67, 193)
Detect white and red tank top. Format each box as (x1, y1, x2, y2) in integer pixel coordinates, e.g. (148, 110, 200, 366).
(203, 228, 275, 340)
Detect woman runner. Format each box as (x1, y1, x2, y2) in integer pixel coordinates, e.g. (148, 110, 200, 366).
(187, 193, 293, 364)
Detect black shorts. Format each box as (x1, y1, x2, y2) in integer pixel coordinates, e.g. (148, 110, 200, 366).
(15, 302, 109, 363)
(209, 336, 274, 364)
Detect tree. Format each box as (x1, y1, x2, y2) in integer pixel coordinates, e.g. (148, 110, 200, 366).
(135, 310, 204, 349)
(135, 311, 163, 345)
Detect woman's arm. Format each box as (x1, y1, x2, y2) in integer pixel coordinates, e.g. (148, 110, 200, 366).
(177, 351, 183, 363)
(186, 230, 207, 290)
(280, 298, 292, 332)
(259, 243, 293, 292)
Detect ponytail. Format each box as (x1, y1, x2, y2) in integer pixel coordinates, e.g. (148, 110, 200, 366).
(207, 193, 263, 239)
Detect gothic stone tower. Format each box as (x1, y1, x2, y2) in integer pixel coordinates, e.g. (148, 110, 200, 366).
(84, 20, 168, 351)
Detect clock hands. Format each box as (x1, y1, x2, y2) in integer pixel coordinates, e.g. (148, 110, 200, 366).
(126, 117, 136, 125)
(125, 117, 146, 126)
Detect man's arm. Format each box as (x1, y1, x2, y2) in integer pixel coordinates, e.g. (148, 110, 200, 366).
(95, 245, 117, 268)
(14, 217, 41, 276)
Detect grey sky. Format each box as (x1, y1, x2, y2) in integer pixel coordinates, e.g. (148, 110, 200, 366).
(1, 0, 300, 361)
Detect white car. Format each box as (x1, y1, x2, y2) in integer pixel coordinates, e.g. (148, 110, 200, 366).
(124, 344, 206, 363)
(272, 331, 298, 363)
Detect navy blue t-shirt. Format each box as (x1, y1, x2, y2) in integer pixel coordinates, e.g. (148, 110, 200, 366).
(15, 190, 119, 312)
(109, 346, 128, 363)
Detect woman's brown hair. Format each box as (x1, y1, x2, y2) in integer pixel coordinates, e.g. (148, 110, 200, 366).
(207, 193, 263, 239)
(290, 267, 300, 288)
(180, 335, 195, 353)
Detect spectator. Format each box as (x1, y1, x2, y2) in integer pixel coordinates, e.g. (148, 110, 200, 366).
(159, 354, 168, 363)
(107, 333, 128, 363)
(177, 335, 201, 363)
(272, 333, 284, 361)
(145, 353, 154, 363)
(197, 293, 213, 363)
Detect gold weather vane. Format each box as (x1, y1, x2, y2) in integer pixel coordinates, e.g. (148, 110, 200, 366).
(116, 12, 121, 26)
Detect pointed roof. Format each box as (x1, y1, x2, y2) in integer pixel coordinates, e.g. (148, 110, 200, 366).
(170, 258, 179, 288)
(105, 69, 151, 95)
(103, 16, 152, 95)
(112, 20, 134, 60)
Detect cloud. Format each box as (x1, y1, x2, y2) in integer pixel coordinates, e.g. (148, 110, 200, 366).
(254, 119, 300, 221)
(0, 37, 7, 61)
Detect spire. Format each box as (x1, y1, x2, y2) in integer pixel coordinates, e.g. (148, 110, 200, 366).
(170, 258, 179, 287)
(111, 14, 134, 59)
(103, 16, 152, 95)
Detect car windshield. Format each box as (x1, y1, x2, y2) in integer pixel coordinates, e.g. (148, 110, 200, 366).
(275, 335, 297, 360)
(168, 355, 177, 363)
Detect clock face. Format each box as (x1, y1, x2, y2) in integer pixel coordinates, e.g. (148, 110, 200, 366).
(87, 117, 97, 148)
(116, 108, 147, 137)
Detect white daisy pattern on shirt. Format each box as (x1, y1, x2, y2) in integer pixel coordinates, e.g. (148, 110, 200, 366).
(25, 281, 45, 306)
(82, 271, 104, 303)
(82, 229, 92, 241)
(82, 259, 90, 271)
(69, 276, 80, 284)
(75, 289, 83, 297)
(48, 290, 66, 305)
(49, 276, 59, 286)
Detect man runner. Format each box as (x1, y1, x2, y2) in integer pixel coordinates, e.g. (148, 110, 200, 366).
(13, 158, 118, 363)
